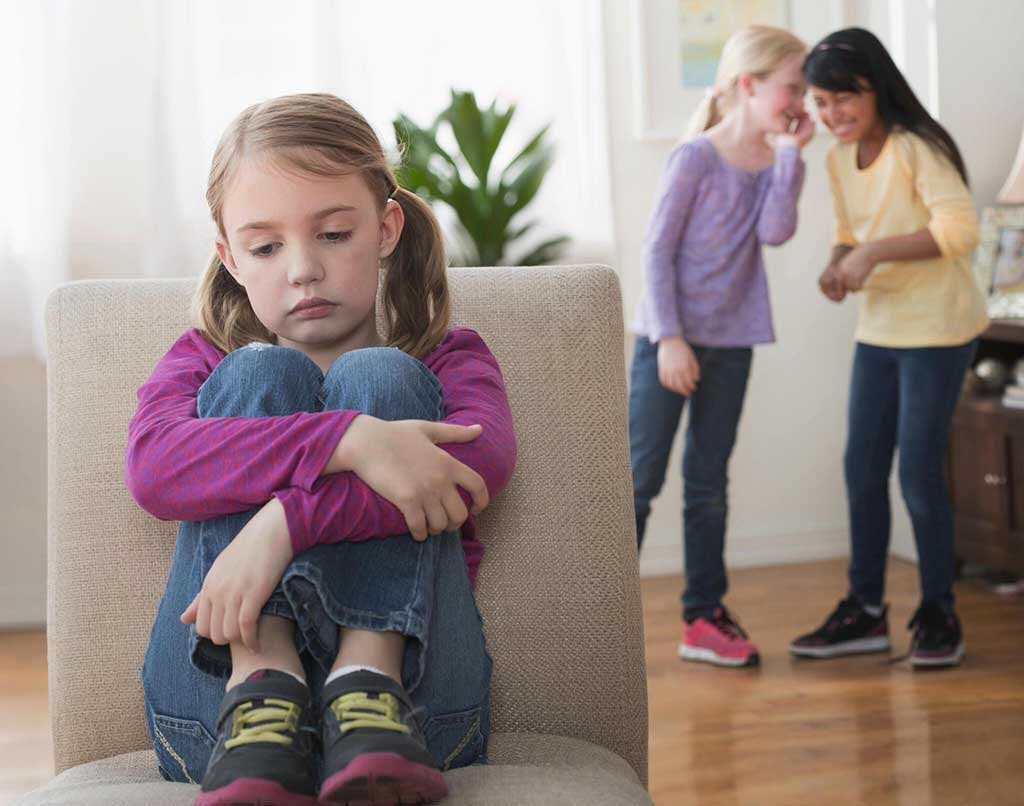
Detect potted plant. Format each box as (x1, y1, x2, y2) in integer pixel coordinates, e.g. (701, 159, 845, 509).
(393, 89, 569, 266)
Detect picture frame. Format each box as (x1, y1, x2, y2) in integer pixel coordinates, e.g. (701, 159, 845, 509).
(974, 205, 1024, 319)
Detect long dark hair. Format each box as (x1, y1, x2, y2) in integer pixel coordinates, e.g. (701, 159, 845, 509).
(803, 27, 968, 185)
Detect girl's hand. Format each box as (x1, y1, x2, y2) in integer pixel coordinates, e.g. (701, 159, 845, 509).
(837, 245, 878, 292)
(775, 112, 815, 149)
(181, 497, 293, 652)
(657, 337, 700, 397)
(335, 416, 489, 540)
(818, 264, 847, 303)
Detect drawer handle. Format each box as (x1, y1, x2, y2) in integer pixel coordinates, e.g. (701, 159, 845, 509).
(984, 473, 1007, 486)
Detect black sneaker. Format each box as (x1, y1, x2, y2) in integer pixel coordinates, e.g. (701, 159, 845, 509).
(319, 669, 447, 805)
(196, 670, 317, 806)
(790, 596, 890, 658)
(907, 601, 965, 668)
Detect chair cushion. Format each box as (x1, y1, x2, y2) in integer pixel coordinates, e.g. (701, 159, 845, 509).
(15, 733, 651, 805)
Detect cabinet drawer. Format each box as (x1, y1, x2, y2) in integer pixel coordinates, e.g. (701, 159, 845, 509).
(956, 516, 1024, 575)
(1008, 431, 1024, 531)
(949, 424, 1008, 528)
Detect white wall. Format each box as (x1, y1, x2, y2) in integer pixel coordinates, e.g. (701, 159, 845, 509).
(933, 1, 1024, 206)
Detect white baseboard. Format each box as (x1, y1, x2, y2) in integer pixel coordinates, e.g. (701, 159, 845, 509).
(639, 526, 850, 577)
(889, 530, 918, 563)
(640, 522, 919, 578)
(0, 583, 46, 627)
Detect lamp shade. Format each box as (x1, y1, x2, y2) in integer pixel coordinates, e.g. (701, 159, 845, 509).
(998, 124, 1024, 203)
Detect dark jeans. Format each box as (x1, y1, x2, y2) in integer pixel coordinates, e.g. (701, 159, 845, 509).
(141, 344, 492, 784)
(629, 336, 752, 620)
(845, 339, 977, 608)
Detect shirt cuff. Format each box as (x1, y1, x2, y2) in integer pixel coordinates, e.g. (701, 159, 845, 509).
(292, 410, 360, 493)
(927, 218, 978, 259)
(775, 144, 803, 169)
(273, 488, 311, 555)
(648, 325, 684, 343)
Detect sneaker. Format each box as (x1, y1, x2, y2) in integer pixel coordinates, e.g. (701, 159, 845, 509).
(196, 669, 317, 806)
(678, 607, 760, 667)
(789, 596, 890, 659)
(907, 601, 965, 668)
(319, 669, 447, 805)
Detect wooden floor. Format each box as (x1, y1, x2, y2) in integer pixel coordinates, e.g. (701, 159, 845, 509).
(1, 628, 51, 804)
(645, 559, 1024, 806)
(3, 559, 1023, 804)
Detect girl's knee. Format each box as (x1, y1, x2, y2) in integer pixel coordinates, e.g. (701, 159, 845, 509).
(219, 342, 321, 383)
(323, 347, 443, 420)
(843, 447, 878, 492)
(898, 461, 944, 514)
(326, 346, 427, 385)
(198, 343, 322, 417)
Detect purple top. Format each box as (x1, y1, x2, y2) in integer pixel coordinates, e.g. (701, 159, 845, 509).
(125, 327, 517, 587)
(632, 136, 805, 347)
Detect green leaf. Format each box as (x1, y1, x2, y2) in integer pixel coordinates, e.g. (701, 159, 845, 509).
(506, 219, 539, 243)
(499, 124, 551, 186)
(444, 90, 493, 188)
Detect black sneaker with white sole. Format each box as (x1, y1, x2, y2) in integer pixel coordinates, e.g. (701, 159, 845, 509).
(907, 601, 965, 668)
(789, 596, 890, 658)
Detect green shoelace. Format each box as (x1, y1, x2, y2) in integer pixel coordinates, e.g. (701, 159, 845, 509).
(331, 691, 411, 735)
(225, 698, 301, 749)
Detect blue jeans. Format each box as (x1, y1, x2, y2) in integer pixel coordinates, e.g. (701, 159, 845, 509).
(629, 336, 752, 620)
(845, 340, 976, 609)
(141, 344, 492, 785)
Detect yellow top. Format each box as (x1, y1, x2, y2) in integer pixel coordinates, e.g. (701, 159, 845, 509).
(827, 129, 988, 347)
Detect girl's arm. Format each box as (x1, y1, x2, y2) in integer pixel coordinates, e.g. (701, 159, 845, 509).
(912, 136, 980, 260)
(757, 145, 806, 246)
(642, 144, 705, 343)
(858, 229, 941, 263)
(848, 135, 978, 265)
(820, 245, 853, 302)
(820, 152, 858, 300)
(275, 329, 517, 554)
(125, 329, 359, 521)
(837, 137, 979, 291)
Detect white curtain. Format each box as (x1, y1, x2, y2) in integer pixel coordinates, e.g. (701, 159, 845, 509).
(0, 1, 72, 357)
(0, 0, 616, 358)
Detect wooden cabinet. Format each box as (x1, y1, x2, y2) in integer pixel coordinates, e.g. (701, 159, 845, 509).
(949, 321, 1024, 575)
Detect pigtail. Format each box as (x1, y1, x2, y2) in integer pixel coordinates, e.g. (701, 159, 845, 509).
(193, 251, 275, 353)
(681, 90, 722, 142)
(382, 187, 451, 359)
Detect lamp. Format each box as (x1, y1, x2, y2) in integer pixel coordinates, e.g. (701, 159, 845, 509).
(997, 126, 1024, 203)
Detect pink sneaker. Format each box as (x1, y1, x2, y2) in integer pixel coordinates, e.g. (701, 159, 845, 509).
(678, 608, 760, 668)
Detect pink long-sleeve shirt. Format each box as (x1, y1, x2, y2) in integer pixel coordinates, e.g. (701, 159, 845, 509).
(125, 327, 517, 587)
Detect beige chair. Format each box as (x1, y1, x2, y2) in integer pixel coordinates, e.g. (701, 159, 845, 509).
(18, 265, 652, 805)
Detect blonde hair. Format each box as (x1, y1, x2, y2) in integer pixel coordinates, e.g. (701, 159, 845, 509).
(681, 25, 806, 141)
(194, 93, 450, 359)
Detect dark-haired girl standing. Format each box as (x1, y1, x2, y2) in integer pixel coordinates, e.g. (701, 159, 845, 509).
(790, 28, 988, 668)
